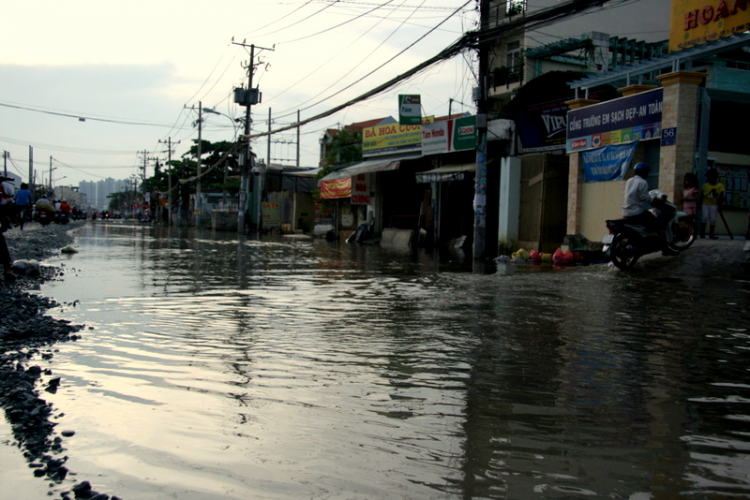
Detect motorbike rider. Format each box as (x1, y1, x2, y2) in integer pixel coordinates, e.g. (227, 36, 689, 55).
(622, 162, 678, 256)
(35, 195, 55, 214)
(14, 183, 32, 229)
(0, 176, 14, 233)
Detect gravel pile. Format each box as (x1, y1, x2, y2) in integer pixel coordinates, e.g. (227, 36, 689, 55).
(1, 221, 122, 500)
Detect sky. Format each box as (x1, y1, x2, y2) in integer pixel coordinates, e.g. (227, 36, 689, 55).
(0, 0, 479, 188)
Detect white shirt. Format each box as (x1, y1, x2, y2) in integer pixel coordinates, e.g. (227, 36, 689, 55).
(0, 181, 14, 205)
(622, 175, 651, 217)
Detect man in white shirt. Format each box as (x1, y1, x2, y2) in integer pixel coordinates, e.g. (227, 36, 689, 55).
(622, 162, 677, 256)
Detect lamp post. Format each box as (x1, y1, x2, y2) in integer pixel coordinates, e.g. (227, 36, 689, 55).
(52, 176, 66, 199)
(203, 107, 239, 213)
(49, 166, 58, 193)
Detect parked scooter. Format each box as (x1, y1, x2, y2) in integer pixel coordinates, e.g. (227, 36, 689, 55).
(34, 209, 53, 226)
(604, 189, 696, 270)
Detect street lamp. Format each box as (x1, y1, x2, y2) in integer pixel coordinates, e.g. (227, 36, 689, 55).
(203, 108, 240, 212)
(194, 104, 240, 228)
(52, 176, 66, 199)
(49, 166, 58, 191)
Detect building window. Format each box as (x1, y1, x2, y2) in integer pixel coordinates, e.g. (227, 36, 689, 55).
(507, 41, 521, 70)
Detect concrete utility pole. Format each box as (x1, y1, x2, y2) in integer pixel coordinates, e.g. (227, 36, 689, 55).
(473, 0, 490, 262)
(3, 151, 7, 177)
(28, 146, 33, 194)
(49, 156, 53, 193)
(196, 102, 203, 228)
(239, 45, 255, 234)
(296, 110, 301, 168)
(233, 41, 273, 234)
(159, 137, 179, 226)
(267, 108, 272, 169)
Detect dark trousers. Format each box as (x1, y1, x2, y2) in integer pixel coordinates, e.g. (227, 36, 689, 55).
(0, 232, 11, 267)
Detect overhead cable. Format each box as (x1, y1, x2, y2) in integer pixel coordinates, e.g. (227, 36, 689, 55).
(246, 0, 620, 139)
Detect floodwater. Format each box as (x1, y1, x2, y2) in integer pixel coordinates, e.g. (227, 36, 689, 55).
(3, 221, 750, 499)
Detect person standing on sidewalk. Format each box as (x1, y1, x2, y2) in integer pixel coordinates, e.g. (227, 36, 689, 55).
(700, 169, 725, 239)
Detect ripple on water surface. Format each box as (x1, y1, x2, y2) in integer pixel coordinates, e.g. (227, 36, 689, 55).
(19, 222, 750, 499)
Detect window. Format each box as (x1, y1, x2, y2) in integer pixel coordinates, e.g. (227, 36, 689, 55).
(507, 41, 521, 70)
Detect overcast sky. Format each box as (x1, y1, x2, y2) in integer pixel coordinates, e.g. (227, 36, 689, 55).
(0, 0, 478, 187)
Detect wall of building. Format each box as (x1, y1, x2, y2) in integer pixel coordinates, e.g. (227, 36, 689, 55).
(580, 179, 625, 241)
(520, 0, 670, 45)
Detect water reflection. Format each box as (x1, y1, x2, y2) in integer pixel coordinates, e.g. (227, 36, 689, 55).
(24, 222, 750, 498)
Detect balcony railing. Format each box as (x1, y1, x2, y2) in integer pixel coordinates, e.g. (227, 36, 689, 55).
(486, 0, 527, 29)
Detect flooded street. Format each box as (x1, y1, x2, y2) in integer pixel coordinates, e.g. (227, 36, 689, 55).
(4, 221, 750, 499)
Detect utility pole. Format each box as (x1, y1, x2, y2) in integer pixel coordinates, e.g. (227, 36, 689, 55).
(473, 0, 490, 262)
(268, 108, 272, 168)
(28, 146, 33, 195)
(159, 137, 179, 226)
(196, 102, 203, 228)
(49, 156, 53, 194)
(297, 110, 301, 168)
(233, 40, 273, 234)
(150, 156, 160, 220)
(3, 151, 7, 177)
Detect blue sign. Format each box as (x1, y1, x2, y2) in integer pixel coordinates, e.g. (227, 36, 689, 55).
(582, 142, 638, 182)
(661, 127, 677, 146)
(567, 88, 663, 153)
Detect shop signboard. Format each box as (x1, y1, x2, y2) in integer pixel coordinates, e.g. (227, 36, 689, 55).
(422, 121, 450, 155)
(399, 95, 422, 125)
(351, 174, 370, 205)
(320, 177, 351, 199)
(453, 116, 477, 151)
(362, 122, 422, 157)
(262, 202, 281, 229)
(669, 0, 750, 52)
(517, 98, 570, 152)
(566, 88, 663, 153)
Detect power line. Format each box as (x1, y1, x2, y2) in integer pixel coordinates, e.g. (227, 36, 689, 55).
(274, 0, 471, 120)
(246, 0, 622, 140)
(240, 1, 336, 40)
(0, 100, 176, 128)
(266, 0, 411, 106)
(0, 135, 137, 155)
(278, 0, 397, 45)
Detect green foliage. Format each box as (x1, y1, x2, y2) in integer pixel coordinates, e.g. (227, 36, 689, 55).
(323, 129, 362, 167)
(107, 191, 131, 212)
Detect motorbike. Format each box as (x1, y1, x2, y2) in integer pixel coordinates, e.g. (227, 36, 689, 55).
(604, 189, 696, 270)
(54, 211, 70, 225)
(34, 209, 53, 226)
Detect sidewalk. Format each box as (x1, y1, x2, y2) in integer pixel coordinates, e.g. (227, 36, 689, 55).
(630, 237, 750, 280)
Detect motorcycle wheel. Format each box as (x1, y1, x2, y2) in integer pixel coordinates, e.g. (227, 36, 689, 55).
(670, 217, 696, 251)
(610, 232, 640, 270)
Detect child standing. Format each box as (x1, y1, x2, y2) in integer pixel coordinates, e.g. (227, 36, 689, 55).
(701, 169, 725, 239)
(681, 172, 699, 218)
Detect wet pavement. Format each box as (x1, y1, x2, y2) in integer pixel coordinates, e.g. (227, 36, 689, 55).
(2, 221, 750, 499)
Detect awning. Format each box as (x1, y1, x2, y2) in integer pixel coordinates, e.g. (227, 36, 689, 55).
(320, 156, 421, 181)
(415, 163, 475, 183)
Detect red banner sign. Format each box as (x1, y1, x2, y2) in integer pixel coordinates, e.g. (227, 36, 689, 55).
(320, 177, 351, 199)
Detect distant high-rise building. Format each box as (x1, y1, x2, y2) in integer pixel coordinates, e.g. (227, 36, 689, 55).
(78, 178, 129, 210)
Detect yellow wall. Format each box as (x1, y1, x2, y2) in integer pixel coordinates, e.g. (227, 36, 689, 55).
(580, 180, 626, 242)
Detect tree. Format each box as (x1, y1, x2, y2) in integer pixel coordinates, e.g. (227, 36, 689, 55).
(107, 191, 131, 212)
(319, 129, 363, 179)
